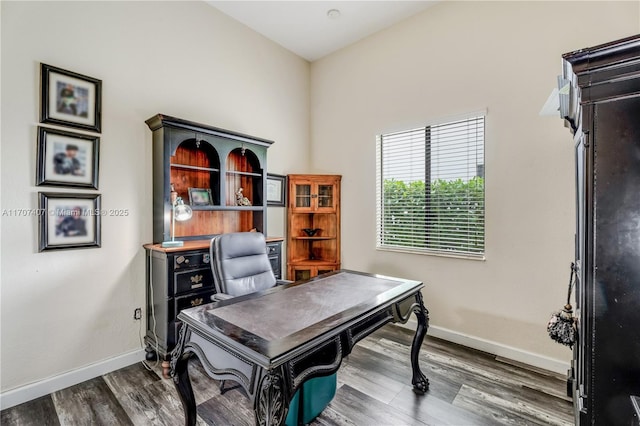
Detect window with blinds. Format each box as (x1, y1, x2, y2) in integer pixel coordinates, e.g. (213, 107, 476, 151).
(376, 115, 485, 258)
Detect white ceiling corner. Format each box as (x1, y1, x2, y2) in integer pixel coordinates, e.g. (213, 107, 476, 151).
(207, 1, 438, 62)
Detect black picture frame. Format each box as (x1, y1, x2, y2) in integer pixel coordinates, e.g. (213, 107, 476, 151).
(266, 173, 287, 207)
(40, 63, 102, 133)
(38, 192, 101, 252)
(188, 187, 213, 206)
(36, 126, 99, 189)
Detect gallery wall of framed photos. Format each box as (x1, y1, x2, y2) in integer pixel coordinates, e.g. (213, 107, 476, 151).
(36, 63, 103, 251)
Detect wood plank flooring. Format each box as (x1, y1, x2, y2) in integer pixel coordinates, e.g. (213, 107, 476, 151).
(1, 324, 573, 425)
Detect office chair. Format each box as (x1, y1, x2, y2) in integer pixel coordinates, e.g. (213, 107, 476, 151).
(209, 232, 337, 425)
(210, 231, 280, 300)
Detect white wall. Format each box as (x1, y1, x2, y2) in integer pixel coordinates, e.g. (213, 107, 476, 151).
(0, 0, 309, 399)
(310, 1, 639, 368)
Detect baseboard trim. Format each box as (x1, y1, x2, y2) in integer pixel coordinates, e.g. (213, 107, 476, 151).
(396, 319, 570, 375)
(0, 349, 145, 410)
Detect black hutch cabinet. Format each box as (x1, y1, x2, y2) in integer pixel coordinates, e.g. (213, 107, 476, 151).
(143, 115, 280, 376)
(562, 35, 640, 425)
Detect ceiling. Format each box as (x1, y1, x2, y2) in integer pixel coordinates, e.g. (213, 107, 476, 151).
(207, 1, 438, 62)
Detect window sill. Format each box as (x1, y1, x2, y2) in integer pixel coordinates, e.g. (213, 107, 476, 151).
(376, 246, 486, 261)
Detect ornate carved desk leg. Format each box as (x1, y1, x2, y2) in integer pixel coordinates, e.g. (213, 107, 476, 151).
(254, 370, 288, 426)
(411, 291, 430, 394)
(171, 325, 196, 426)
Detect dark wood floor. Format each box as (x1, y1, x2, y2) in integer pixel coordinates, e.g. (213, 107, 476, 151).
(1, 324, 573, 425)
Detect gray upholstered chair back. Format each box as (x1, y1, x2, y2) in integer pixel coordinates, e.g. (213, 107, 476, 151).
(210, 232, 276, 297)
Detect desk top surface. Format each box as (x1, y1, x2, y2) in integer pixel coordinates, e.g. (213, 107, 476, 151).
(178, 270, 423, 362)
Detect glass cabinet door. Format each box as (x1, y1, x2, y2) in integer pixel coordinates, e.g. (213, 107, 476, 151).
(295, 183, 312, 209)
(315, 182, 337, 212)
(291, 179, 338, 212)
(294, 269, 311, 281)
(317, 266, 337, 276)
(291, 266, 338, 281)
(317, 184, 334, 208)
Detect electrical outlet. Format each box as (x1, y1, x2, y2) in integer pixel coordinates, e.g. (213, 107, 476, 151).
(133, 308, 142, 320)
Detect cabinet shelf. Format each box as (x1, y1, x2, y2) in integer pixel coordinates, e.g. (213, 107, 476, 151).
(171, 163, 220, 173)
(190, 205, 264, 211)
(293, 236, 336, 240)
(292, 259, 337, 265)
(220, 205, 264, 211)
(226, 170, 262, 178)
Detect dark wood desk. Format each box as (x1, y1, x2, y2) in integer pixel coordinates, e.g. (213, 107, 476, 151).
(170, 270, 430, 426)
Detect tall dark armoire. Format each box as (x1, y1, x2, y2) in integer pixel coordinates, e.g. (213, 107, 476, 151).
(562, 35, 640, 426)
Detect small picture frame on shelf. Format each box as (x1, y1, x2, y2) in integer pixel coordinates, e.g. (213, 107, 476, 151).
(40, 63, 102, 133)
(267, 173, 287, 207)
(36, 126, 99, 189)
(39, 192, 101, 252)
(188, 187, 213, 206)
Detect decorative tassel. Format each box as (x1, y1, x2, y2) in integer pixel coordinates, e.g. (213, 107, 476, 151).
(547, 263, 577, 348)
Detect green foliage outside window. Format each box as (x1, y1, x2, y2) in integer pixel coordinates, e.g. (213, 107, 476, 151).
(381, 177, 485, 254)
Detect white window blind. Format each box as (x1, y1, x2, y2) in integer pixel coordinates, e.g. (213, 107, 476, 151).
(376, 115, 485, 258)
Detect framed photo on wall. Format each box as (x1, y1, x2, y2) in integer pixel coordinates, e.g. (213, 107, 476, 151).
(266, 173, 287, 207)
(36, 127, 99, 189)
(40, 63, 102, 133)
(38, 192, 101, 252)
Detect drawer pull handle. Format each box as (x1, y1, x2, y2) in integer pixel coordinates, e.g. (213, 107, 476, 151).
(191, 298, 204, 307)
(191, 283, 203, 289)
(190, 275, 203, 284)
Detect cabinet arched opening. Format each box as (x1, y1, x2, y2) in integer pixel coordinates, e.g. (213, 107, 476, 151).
(226, 147, 263, 207)
(170, 138, 220, 206)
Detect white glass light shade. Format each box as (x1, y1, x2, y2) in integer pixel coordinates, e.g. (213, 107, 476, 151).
(174, 199, 193, 221)
(161, 197, 193, 247)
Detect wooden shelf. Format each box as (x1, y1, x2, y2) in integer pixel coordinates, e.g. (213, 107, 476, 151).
(171, 163, 220, 173)
(226, 170, 262, 178)
(293, 236, 336, 240)
(291, 259, 338, 266)
(191, 205, 264, 211)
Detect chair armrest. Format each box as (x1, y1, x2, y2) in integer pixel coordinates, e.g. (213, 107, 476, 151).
(211, 292, 234, 302)
(276, 279, 293, 286)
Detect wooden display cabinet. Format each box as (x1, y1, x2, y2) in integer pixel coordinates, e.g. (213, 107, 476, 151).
(287, 174, 341, 280)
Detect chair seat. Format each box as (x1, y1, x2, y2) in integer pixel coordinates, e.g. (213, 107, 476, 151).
(285, 374, 337, 426)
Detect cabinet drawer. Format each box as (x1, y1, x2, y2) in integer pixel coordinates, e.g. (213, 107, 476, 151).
(167, 289, 215, 349)
(175, 289, 215, 315)
(173, 252, 210, 270)
(174, 267, 213, 294)
(269, 255, 281, 279)
(266, 242, 281, 256)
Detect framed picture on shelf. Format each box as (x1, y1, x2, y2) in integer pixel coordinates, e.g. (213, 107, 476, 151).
(36, 126, 99, 189)
(39, 192, 101, 252)
(188, 187, 213, 206)
(266, 173, 287, 207)
(40, 63, 102, 133)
